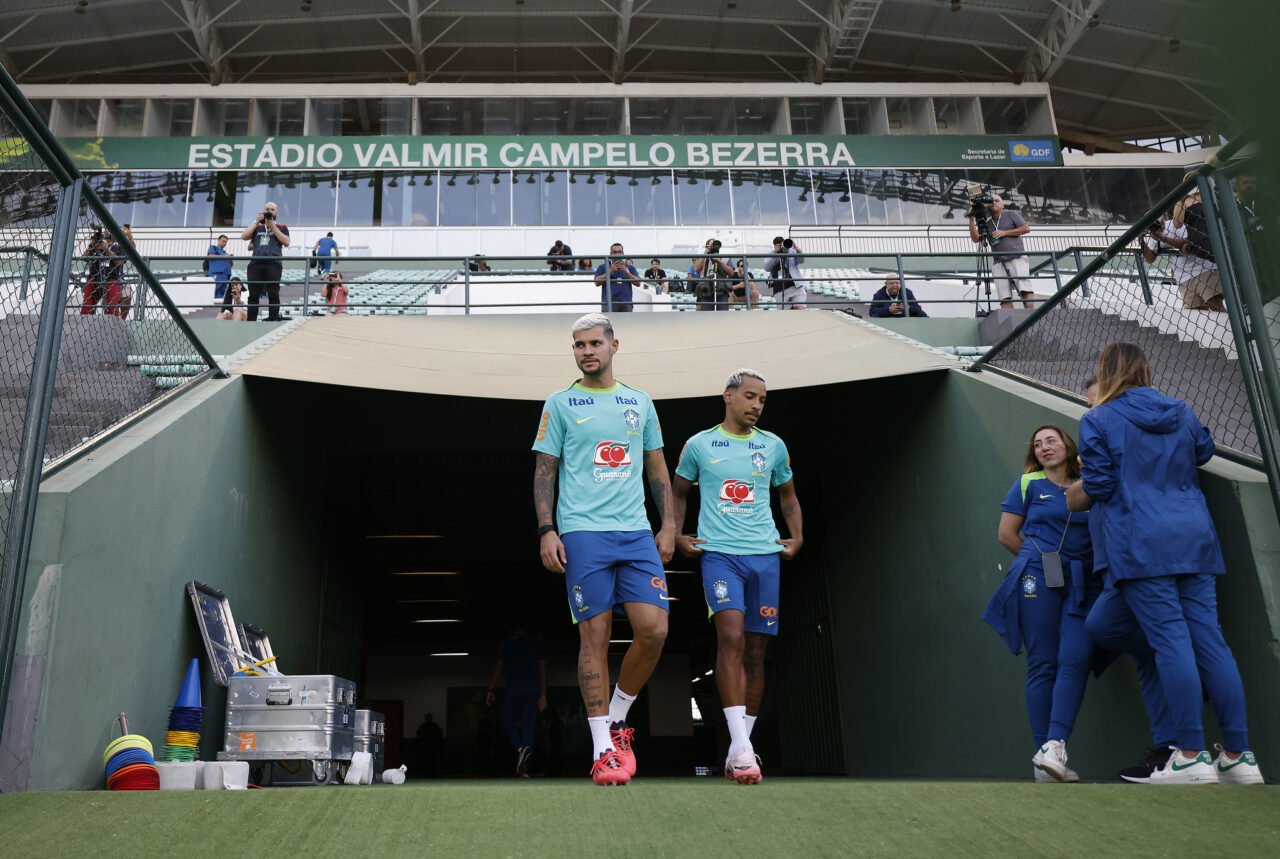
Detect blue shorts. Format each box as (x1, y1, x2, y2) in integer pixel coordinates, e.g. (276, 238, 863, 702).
(562, 530, 668, 623)
(701, 551, 781, 636)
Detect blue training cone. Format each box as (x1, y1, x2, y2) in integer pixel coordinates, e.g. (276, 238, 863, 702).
(175, 657, 201, 709)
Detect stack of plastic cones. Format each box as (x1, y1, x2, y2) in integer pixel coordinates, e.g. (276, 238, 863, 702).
(160, 658, 203, 763)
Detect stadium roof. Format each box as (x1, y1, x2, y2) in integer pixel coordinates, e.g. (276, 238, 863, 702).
(0, 0, 1226, 144)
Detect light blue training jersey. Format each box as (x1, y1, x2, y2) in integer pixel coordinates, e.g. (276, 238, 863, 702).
(676, 425, 793, 556)
(532, 381, 664, 534)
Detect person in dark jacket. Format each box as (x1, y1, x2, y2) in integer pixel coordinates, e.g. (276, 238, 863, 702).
(868, 277, 928, 318)
(1068, 341, 1263, 785)
(983, 424, 1097, 782)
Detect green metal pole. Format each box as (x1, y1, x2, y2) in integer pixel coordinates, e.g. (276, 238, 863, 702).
(0, 180, 82, 751)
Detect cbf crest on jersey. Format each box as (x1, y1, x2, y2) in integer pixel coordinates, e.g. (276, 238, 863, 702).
(713, 579, 730, 604)
(750, 452, 767, 474)
(573, 584, 589, 612)
(1022, 574, 1037, 597)
(623, 408, 641, 432)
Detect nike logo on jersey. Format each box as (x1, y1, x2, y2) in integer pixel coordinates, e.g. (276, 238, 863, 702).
(659, 594, 674, 601)
(766, 620, 777, 627)
(710, 458, 727, 464)
(1039, 493, 1056, 499)
(576, 417, 595, 424)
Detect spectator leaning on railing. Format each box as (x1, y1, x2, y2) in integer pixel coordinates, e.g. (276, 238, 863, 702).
(547, 239, 575, 271)
(869, 277, 928, 318)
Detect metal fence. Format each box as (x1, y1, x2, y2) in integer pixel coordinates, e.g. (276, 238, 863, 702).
(974, 136, 1280, 517)
(0, 68, 222, 742)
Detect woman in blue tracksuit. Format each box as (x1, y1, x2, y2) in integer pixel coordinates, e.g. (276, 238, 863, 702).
(1070, 342, 1263, 785)
(983, 424, 1098, 782)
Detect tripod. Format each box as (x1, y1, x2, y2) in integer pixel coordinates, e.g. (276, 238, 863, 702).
(971, 206, 996, 318)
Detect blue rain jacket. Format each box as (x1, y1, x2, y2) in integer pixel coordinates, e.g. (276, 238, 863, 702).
(1079, 386, 1223, 580)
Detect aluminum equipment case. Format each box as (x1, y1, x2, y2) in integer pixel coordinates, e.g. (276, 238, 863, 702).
(187, 581, 358, 786)
(354, 710, 386, 781)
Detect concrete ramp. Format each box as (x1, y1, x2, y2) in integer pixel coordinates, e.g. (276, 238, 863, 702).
(232, 311, 955, 400)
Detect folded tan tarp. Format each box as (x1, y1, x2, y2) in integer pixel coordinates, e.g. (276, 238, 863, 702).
(234, 312, 954, 400)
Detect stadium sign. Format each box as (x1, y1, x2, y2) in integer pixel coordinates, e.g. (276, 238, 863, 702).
(42, 135, 1063, 171)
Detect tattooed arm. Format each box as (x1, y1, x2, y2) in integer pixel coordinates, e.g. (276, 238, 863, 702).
(643, 448, 676, 563)
(534, 453, 566, 573)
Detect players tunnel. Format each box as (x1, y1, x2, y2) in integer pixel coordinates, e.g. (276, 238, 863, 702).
(6, 313, 1279, 791)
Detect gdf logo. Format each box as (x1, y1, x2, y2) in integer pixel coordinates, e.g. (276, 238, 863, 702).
(758, 606, 778, 619)
(1009, 139, 1055, 162)
(719, 479, 756, 504)
(593, 440, 632, 468)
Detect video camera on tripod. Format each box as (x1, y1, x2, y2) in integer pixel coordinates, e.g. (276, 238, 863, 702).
(965, 184, 998, 247)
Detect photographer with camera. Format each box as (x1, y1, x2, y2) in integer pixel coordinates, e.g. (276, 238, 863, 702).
(968, 192, 1032, 310)
(692, 238, 737, 311)
(593, 243, 641, 312)
(79, 225, 115, 316)
(239, 200, 291, 322)
(764, 237, 807, 310)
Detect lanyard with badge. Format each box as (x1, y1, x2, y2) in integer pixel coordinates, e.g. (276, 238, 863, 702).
(1027, 488, 1070, 588)
(258, 225, 272, 249)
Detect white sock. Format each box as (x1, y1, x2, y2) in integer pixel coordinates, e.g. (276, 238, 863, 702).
(588, 716, 614, 759)
(608, 686, 637, 724)
(724, 705, 751, 755)
(745, 714, 757, 738)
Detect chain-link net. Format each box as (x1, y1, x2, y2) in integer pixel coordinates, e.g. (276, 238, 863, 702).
(0, 110, 60, 572)
(2, 82, 218, 575)
(984, 182, 1258, 461)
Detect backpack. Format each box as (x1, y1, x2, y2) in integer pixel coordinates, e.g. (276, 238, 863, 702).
(1181, 201, 1215, 263)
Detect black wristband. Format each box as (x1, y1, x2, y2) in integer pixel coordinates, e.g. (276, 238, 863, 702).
(538, 524, 557, 538)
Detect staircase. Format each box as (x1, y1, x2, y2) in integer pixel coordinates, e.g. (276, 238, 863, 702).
(0, 314, 168, 478)
(993, 304, 1257, 459)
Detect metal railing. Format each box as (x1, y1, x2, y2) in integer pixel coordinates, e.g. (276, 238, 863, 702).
(0, 66, 223, 748)
(96, 245, 1194, 320)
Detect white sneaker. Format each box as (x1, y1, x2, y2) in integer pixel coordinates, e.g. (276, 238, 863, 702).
(1034, 766, 1079, 783)
(1213, 744, 1264, 785)
(1149, 749, 1219, 785)
(1032, 740, 1078, 783)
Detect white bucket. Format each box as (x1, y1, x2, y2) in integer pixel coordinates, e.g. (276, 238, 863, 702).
(201, 760, 249, 790)
(157, 761, 199, 791)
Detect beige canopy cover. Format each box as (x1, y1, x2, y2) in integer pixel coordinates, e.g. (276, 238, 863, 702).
(234, 312, 954, 400)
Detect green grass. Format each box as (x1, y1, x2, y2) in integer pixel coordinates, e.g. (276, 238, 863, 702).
(1, 779, 1277, 858)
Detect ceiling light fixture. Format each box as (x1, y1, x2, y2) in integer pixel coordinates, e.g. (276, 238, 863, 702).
(1087, 13, 1099, 28)
(950, 0, 961, 11)
(431, 652, 469, 656)
(413, 618, 462, 623)
(392, 571, 461, 576)
(75, 0, 89, 13)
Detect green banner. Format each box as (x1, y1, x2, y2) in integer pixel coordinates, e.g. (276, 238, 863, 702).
(9, 134, 1063, 172)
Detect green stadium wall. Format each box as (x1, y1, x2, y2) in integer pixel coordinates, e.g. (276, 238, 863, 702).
(3, 361, 1277, 788)
(1, 376, 326, 792)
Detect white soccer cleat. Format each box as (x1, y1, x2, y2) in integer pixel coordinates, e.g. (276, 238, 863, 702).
(724, 749, 762, 785)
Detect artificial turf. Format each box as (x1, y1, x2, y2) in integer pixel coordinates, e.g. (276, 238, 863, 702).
(1, 779, 1277, 857)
